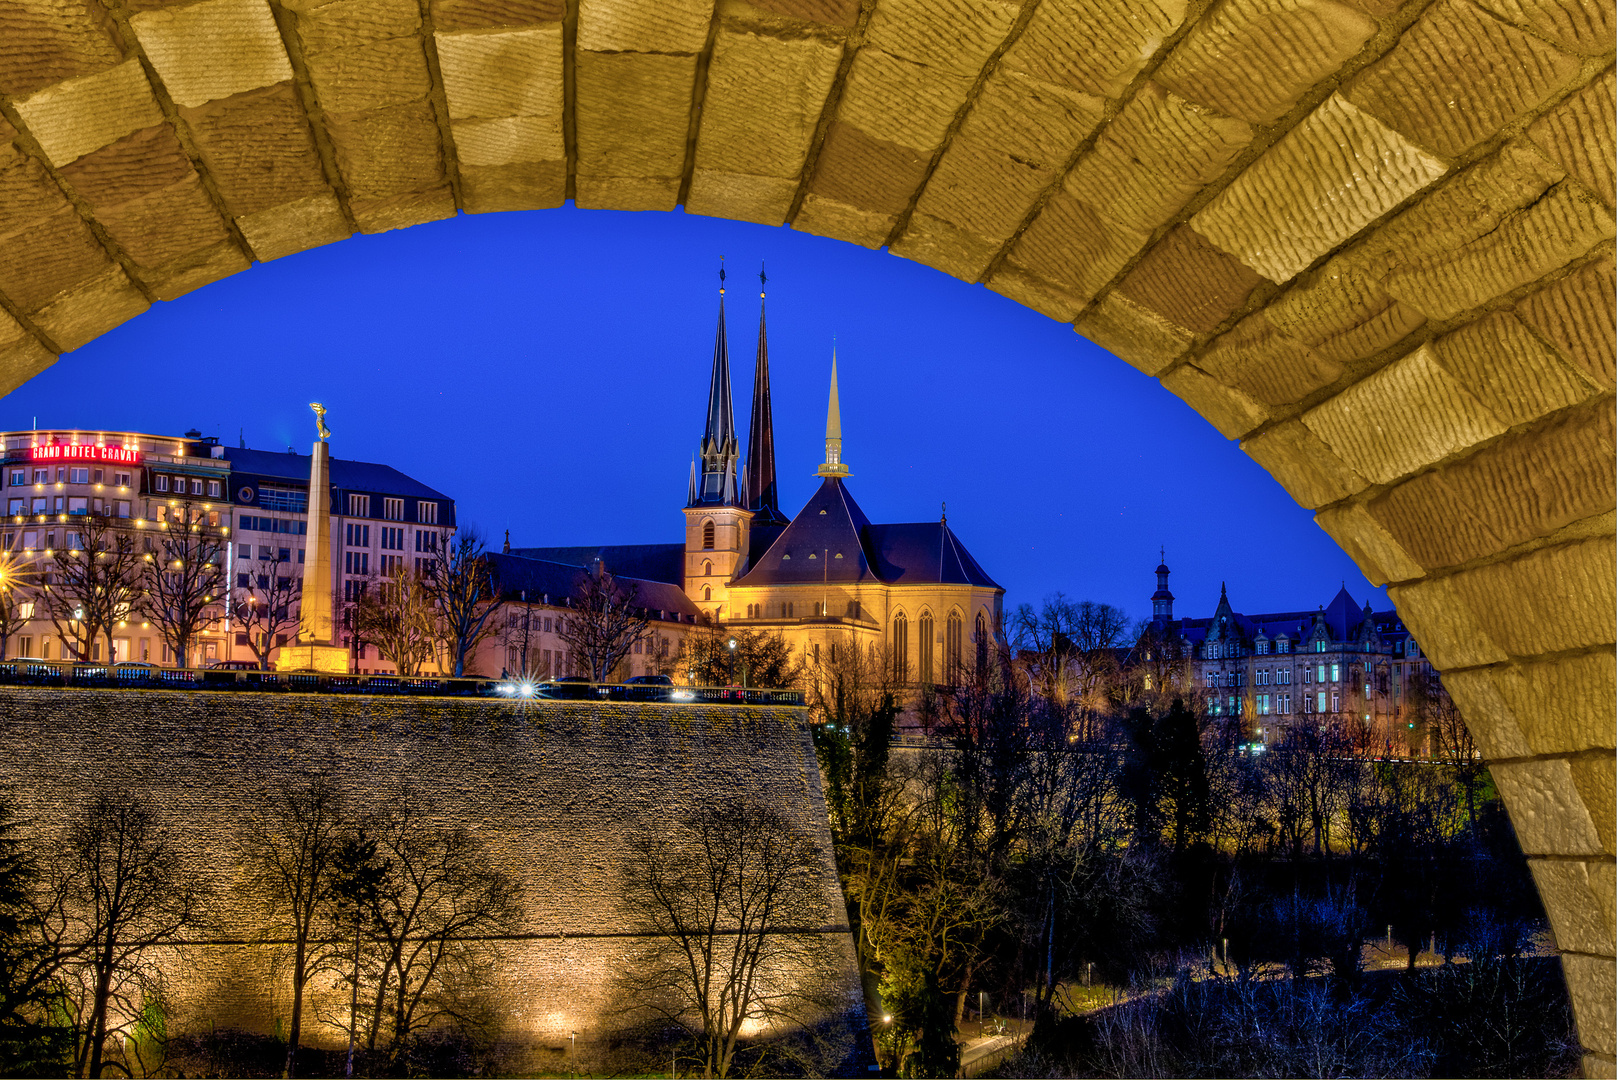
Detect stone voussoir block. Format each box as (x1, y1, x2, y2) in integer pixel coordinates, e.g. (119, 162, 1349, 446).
(11, 59, 166, 167)
(1445, 534, 1617, 660)
(131, 0, 295, 109)
(1490, 756, 1606, 857)
(1241, 418, 1369, 509)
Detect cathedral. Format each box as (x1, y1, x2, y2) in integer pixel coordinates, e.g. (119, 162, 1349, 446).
(509, 270, 1004, 687)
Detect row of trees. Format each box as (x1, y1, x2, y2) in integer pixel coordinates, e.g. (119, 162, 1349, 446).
(0, 509, 509, 676)
(801, 603, 1548, 1077)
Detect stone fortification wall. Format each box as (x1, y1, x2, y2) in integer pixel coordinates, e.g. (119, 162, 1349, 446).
(0, 687, 872, 1075)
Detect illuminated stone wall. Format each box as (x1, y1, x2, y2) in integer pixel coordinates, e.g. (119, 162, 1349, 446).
(0, 687, 872, 1075)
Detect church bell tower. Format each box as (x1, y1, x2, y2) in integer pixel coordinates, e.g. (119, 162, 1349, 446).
(684, 265, 753, 622)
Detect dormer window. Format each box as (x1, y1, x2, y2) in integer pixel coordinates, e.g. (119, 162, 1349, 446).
(1277, 638, 1290, 654)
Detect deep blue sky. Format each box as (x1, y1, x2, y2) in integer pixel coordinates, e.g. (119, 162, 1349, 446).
(2, 206, 1386, 624)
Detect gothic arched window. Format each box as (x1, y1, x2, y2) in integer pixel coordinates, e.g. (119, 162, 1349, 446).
(945, 612, 962, 680)
(702, 585, 711, 601)
(892, 613, 908, 682)
(918, 613, 934, 685)
(702, 559, 713, 577)
(702, 520, 715, 549)
(974, 612, 988, 678)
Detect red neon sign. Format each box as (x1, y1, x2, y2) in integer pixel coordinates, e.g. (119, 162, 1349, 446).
(29, 445, 141, 465)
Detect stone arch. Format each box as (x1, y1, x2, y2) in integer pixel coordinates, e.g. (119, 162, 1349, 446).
(0, 0, 1609, 1067)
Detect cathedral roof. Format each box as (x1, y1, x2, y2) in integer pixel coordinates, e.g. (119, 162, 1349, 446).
(732, 477, 1001, 590)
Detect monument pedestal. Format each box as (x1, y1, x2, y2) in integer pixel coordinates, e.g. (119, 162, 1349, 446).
(276, 642, 351, 674)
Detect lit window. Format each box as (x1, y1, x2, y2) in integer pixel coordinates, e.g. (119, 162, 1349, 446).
(1331, 663, 1340, 682)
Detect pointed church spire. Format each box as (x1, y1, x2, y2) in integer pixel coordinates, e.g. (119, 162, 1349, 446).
(693, 262, 741, 506)
(817, 348, 851, 479)
(745, 264, 785, 524)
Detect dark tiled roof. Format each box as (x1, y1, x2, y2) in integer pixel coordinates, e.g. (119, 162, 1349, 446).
(223, 447, 450, 500)
(486, 552, 699, 619)
(733, 478, 879, 587)
(734, 478, 1001, 591)
(508, 543, 685, 586)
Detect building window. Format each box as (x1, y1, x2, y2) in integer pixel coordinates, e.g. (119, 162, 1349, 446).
(1317, 691, 1327, 712)
(702, 585, 711, 601)
(155, 475, 169, 492)
(1277, 638, 1290, 653)
(114, 472, 130, 487)
(892, 613, 908, 682)
(1331, 692, 1340, 712)
(189, 479, 202, 495)
(946, 612, 962, 680)
(1314, 640, 1326, 653)
(702, 520, 715, 550)
(1330, 663, 1340, 682)
(383, 498, 403, 521)
(69, 468, 89, 484)
(975, 612, 988, 677)
(348, 494, 370, 517)
(346, 523, 370, 547)
(1256, 640, 1269, 654)
(208, 480, 221, 498)
(701, 559, 712, 577)
(1279, 693, 1290, 713)
(7, 470, 23, 486)
(418, 502, 437, 525)
(31, 470, 47, 485)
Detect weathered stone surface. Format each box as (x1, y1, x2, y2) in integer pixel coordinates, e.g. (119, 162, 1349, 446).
(1516, 257, 1616, 391)
(575, 51, 696, 185)
(1463, 0, 1611, 58)
(131, 0, 294, 109)
(1386, 572, 1510, 670)
(1345, 0, 1580, 159)
(894, 67, 1102, 280)
(1315, 500, 1423, 585)
(1383, 180, 1615, 320)
(1494, 651, 1617, 756)
(29, 265, 148, 352)
(429, 0, 564, 33)
(1004, 0, 1188, 100)
(1115, 225, 1266, 334)
(143, 237, 250, 301)
(459, 159, 566, 213)
(0, 306, 55, 396)
(1302, 344, 1506, 486)
(1367, 400, 1615, 570)
(1198, 316, 1343, 407)
(292, 0, 421, 55)
(574, 174, 681, 212)
(1193, 94, 1447, 283)
(1446, 536, 1617, 660)
(1563, 954, 1617, 1057)
(578, 0, 712, 53)
(1156, 0, 1376, 124)
(1161, 362, 1271, 438)
(993, 187, 1147, 314)
(94, 173, 233, 269)
(1071, 290, 1193, 375)
(12, 59, 165, 167)
(1062, 81, 1253, 239)
(687, 24, 842, 224)
(234, 191, 351, 260)
(0, 0, 123, 98)
(182, 83, 331, 217)
(1241, 418, 1369, 509)
(325, 100, 445, 200)
(1572, 753, 1616, 856)
(1491, 757, 1606, 856)
(349, 185, 455, 232)
(305, 36, 432, 114)
(1429, 310, 1598, 427)
(437, 25, 563, 121)
(58, 123, 194, 209)
(862, 0, 1017, 81)
(450, 115, 563, 167)
(1527, 73, 1616, 211)
(1531, 858, 1616, 956)
(0, 204, 112, 314)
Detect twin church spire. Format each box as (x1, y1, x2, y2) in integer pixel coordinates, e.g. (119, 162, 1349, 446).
(689, 264, 809, 525)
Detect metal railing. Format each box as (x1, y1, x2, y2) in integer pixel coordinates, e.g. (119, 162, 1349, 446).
(0, 661, 805, 706)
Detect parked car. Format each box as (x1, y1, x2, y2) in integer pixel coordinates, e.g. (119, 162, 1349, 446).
(624, 673, 674, 702)
(209, 660, 260, 671)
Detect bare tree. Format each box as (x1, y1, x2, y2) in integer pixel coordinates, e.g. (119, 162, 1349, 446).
(139, 498, 226, 669)
(50, 792, 204, 1078)
(621, 799, 833, 1079)
(348, 564, 437, 676)
(229, 551, 303, 670)
(38, 515, 141, 663)
(237, 779, 349, 1078)
(1411, 670, 1485, 827)
(348, 797, 520, 1071)
(556, 563, 651, 682)
(422, 528, 501, 677)
(676, 623, 802, 690)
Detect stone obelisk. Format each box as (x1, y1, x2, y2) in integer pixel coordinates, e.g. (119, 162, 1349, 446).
(278, 402, 350, 673)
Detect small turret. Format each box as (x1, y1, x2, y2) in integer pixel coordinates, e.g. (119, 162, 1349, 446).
(817, 350, 851, 479)
(1151, 548, 1174, 625)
